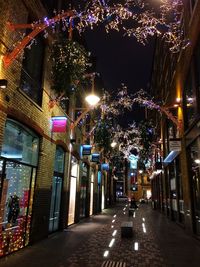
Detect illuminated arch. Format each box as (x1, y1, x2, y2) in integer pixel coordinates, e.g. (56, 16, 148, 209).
(3, 10, 74, 67)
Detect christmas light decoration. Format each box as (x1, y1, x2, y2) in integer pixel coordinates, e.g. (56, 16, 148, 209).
(3, 0, 187, 67)
(50, 39, 90, 95)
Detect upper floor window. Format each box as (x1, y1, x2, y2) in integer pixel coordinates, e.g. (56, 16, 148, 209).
(183, 62, 197, 127)
(20, 32, 45, 106)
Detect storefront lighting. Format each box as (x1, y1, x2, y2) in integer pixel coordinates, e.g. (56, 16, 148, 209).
(195, 159, 200, 164)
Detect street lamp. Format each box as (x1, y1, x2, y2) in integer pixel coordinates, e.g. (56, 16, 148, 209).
(85, 94, 100, 106)
(111, 141, 117, 148)
(70, 92, 100, 130)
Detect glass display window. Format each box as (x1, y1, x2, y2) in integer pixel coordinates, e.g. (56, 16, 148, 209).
(1, 119, 39, 166)
(0, 161, 36, 257)
(0, 119, 39, 257)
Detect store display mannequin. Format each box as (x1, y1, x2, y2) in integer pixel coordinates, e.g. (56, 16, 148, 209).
(7, 194, 20, 223)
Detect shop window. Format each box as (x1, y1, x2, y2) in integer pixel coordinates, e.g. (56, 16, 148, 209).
(0, 120, 39, 257)
(1, 119, 39, 166)
(20, 31, 45, 105)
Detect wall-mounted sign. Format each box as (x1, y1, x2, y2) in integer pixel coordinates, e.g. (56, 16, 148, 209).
(82, 145, 92, 156)
(169, 138, 181, 152)
(51, 116, 67, 132)
(101, 163, 109, 171)
(91, 153, 100, 163)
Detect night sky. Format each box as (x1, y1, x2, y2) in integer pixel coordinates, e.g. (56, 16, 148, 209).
(83, 25, 155, 125)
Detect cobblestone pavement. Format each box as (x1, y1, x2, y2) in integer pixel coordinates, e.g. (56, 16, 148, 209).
(1, 201, 200, 267)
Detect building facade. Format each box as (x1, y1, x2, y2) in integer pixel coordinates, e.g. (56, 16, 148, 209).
(0, 0, 108, 257)
(150, 0, 200, 238)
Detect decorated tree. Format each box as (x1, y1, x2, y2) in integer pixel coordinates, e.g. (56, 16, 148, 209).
(50, 38, 90, 96)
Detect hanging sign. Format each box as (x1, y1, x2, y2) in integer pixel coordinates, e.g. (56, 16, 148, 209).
(101, 163, 109, 171)
(82, 145, 92, 156)
(169, 138, 181, 152)
(91, 153, 100, 163)
(51, 116, 67, 132)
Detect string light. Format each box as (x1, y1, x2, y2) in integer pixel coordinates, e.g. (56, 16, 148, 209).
(6, 0, 186, 66)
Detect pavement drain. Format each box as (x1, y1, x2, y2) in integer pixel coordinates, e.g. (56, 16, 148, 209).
(101, 261, 126, 267)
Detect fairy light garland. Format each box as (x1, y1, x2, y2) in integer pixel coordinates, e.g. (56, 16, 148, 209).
(4, 0, 188, 67)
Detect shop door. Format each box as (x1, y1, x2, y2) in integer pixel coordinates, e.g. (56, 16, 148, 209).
(49, 176, 62, 233)
(68, 176, 77, 225)
(80, 176, 87, 218)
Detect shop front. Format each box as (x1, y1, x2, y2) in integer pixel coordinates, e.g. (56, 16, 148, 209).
(68, 156, 79, 225)
(0, 119, 39, 257)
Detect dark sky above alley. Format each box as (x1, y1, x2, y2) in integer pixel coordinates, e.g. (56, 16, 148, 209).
(83, 26, 155, 124)
(68, 0, 156, 125)
(84, 26, 155, 91)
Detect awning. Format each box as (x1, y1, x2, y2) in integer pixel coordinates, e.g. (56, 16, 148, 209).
(164, 151, 180, 164)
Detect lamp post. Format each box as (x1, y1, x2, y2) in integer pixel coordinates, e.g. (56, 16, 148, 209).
(70, 93, 100, 130)
(70, 74, 100, 130)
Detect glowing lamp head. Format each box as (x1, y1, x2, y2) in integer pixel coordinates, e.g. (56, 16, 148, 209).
(85, 94, 100, 106)
(111, 141, 117, 148)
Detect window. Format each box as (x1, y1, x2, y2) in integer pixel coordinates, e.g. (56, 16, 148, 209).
(183, 62, 197, 127)
(0, 119, 39, 257)
(20, 32, 45, 105)
(1, 119, 39, 166)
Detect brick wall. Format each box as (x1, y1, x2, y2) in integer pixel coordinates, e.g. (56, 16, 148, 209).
(0, 0, 85, 243)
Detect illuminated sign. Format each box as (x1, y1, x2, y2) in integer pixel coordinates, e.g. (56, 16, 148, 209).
(91, 153, 100, 163)
(101, 163, 109, 171)
(51, 116, 67, 132)
(82, 145, 92, 155)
